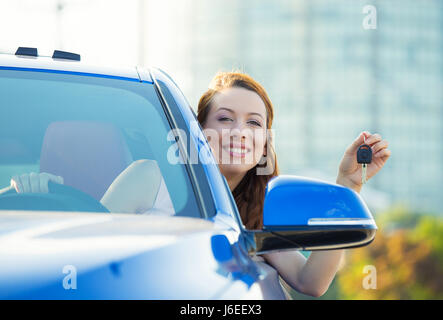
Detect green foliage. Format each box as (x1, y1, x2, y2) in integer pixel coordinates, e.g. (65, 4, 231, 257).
(285, 205, 443, 300)
(335, 206, 443, 300)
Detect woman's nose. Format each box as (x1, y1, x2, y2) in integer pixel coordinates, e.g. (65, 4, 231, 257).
(230, 124, 250, 142)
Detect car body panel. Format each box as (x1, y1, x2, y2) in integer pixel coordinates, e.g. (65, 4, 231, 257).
(0, 53, 287, 299)
(0, 211, 260, 299)
(0, 53, 146, 83)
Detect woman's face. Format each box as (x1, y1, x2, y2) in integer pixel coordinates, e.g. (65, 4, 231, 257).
(202, 87, 268, 177)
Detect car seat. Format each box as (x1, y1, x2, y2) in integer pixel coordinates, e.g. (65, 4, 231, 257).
(39, 121, 133, 201)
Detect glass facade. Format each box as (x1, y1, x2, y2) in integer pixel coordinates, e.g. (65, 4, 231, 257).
(146, 0, 443, 214)
(1, 0, 442, 214)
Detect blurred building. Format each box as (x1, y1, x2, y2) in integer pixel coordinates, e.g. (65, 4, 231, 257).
(1, 0, 442, 214)
(143, 0, 443, 214)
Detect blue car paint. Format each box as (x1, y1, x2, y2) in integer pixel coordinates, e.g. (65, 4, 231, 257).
(6, 230, 254, 300)
(0, 56, 375, 299)
(263, 175, 376, 227)
(0, 59, 267, 299)
(0, 65, 152, 83)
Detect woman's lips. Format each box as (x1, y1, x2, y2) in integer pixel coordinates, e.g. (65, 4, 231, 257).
(223, 145, 251, 158)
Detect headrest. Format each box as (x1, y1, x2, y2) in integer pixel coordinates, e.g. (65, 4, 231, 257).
(40, 121, 133, 201)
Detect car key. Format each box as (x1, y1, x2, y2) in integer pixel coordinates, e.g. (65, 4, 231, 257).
(357, 138, 372, 184)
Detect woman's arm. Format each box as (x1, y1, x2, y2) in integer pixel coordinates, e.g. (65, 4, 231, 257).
(262, 132, 390, 297)
(262, 249, 344, 297)
(261, 176, 355, 297)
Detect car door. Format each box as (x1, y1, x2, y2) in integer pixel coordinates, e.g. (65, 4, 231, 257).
(150, 68, 290, 299)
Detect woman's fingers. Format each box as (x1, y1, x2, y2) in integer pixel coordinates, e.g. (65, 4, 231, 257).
(374, 148, 391, 159)
(10, 175, 22, 193)
(19, 174, 31, 193)
(344, 131, 384, 158)
(365, 133, 382, 146)
(29, 172, 41, 193)
(10, 172, 64, 193)
(40, 173, 64, 192)
(371, 139, 389, 154)
(56, 175, 64, 185)
(11, 173, 37, 193)
(39, 173, 50, 193)
(345, 131, 371, 156)
(365, 133, 390, 160)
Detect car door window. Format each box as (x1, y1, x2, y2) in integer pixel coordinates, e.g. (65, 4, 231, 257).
(0, 68, 200, 218)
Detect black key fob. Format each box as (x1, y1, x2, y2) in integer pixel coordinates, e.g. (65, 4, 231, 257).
(357, 144, 372, 164)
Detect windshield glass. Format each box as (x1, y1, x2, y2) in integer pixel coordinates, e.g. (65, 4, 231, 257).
(0, 67, 200, 218)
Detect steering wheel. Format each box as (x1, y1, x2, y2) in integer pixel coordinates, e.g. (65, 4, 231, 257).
(0, 181, 110, 213)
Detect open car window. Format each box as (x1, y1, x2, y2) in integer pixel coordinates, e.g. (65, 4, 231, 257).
(0, 68, 200, 218)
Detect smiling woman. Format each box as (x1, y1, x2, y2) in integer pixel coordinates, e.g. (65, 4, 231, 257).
(197, 71, 279, 230)
(196, 70, 391, 298)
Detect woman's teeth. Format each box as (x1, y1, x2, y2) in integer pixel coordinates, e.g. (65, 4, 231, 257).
(230, 148, 248, 154)
(224, 146, 251, 157)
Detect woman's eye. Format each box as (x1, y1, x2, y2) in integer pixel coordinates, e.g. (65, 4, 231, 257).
(248, 120, 262, 127)
(218, 117, 233, 122)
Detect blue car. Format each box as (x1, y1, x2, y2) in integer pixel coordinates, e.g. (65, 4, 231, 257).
(0, 48, 377, 300)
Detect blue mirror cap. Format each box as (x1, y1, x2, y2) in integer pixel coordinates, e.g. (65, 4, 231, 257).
(263, 175, 376, 228)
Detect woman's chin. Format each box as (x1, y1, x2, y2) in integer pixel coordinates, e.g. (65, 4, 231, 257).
(219, 163, 256, 176)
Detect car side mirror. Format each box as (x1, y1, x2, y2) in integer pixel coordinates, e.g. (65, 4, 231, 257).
(250, 175, 377, 254)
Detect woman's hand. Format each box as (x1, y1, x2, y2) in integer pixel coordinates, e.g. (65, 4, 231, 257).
(10, 172, 64, 193)
(337, 131, 391, 193)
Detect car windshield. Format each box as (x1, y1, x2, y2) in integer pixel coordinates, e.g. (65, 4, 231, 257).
(0, 67, 200, 218)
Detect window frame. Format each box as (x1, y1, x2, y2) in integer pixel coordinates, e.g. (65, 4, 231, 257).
(149, 73, 217, 220)
(0, 66, 202, 218)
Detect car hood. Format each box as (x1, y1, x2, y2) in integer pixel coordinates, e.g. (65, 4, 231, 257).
(0, 210, 219, 298)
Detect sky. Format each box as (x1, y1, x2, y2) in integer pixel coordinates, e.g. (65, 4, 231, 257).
(1, 0, 148, 66)
(1, 0, 442, 214)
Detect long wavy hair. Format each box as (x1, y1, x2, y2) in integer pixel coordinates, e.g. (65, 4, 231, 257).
(197, 71, 279, 230)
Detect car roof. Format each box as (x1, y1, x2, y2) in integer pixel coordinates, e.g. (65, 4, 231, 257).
(0, 52, 150, 82)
